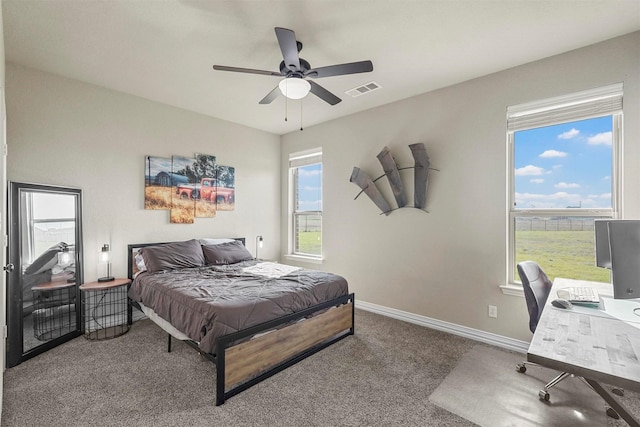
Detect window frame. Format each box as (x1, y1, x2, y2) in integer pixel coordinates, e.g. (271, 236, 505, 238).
(23, 191, 76, 264)
(506, 84, 623, 288)
(287, 148, 323, 261)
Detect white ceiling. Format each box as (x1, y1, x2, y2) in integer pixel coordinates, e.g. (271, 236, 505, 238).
(3, 1, 639, 135)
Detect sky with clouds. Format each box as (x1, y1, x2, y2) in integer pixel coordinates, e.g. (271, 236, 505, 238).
(297, 163, 322, 211)
(514, 115, 613, 209)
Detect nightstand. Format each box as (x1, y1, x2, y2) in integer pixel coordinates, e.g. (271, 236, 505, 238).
(79, 278, 131, 340)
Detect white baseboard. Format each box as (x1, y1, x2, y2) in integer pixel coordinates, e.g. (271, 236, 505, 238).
(355, 300, 530, 354)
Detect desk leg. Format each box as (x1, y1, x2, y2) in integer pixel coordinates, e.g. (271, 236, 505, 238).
(584, 378, 639, 427)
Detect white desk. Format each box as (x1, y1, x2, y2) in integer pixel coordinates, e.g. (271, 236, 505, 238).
(528, 278, 640, 427)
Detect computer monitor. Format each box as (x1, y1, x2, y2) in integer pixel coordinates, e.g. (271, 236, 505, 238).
(596, 220, 640, 300)
(594, 219, 613, 269)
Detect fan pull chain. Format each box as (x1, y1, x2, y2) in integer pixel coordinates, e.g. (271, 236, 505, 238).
(300, 99, 304, 131)
(284, 88, 288, 122)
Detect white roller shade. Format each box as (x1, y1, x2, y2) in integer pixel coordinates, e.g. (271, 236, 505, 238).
(289, 148, 322, 168)
(507, 83, 623, 132)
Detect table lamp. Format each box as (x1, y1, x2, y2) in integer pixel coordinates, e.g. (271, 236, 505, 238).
(98, 243, 115, 282)
(256, 235, 264, 259)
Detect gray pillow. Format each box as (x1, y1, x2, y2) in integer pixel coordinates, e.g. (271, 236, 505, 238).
(140, 239, 205, 273)
(202, 240, 253, 265)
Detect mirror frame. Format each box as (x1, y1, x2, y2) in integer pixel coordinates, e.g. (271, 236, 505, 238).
(6, 181, 83, 367)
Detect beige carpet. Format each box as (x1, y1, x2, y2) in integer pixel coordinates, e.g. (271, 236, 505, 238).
(429, 344, 627, 426)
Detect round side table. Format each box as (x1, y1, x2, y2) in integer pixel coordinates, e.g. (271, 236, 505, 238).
(79, 278, 131, 340)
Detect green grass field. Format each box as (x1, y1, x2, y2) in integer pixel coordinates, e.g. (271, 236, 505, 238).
(297, 229, 607, 282)
(297, 231, 321, 256)
(516, 230, 610, 282)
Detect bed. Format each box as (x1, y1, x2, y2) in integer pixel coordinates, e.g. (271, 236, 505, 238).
(127, 237, 354, 405)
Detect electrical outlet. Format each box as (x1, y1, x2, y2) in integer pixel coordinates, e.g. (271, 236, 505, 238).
(488, 305, 498, 318)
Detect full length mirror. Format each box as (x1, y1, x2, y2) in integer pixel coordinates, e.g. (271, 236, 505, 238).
(7, 182, 83, 367)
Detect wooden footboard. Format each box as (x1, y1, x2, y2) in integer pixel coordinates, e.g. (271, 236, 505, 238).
(215, 293, 355, 405)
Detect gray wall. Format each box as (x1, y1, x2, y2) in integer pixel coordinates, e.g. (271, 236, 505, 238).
(281, 31, 640, 341)
(6, 64, 281, 281)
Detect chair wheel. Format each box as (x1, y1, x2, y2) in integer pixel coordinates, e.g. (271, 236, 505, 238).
(516, 363, 526, 373)
(606, 407, 620, 419)
(538, 390, 550, 401)
(612, 388, 624, 396)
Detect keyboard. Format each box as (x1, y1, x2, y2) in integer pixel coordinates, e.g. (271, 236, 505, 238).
(556, 287, 600, 304)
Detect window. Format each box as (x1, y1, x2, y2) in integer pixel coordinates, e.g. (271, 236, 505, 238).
(23, 192, 76, 263)
(507, 84, 622, 285)
(289, 148, 322, 258)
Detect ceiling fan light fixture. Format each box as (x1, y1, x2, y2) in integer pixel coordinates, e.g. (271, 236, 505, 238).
(279, 78, 310, 99)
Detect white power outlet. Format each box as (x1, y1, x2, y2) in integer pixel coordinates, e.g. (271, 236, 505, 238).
(488, 305, 498, 318)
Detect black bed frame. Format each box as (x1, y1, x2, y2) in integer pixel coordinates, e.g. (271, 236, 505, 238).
(127, 239, 355, 405)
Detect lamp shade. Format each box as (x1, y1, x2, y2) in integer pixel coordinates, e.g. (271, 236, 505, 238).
(58, 245, 72, 266)
(99, 244, 110, 263)
(279, 78, 311, 100)
(255, 235, 264, 260)
(98, 243, 114, 282)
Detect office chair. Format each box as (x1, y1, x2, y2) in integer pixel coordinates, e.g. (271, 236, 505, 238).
(515, 261, 622, 418)
(515, 261, 571, 401)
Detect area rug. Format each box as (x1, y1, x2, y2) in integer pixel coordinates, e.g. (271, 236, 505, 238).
(429, 344, 608, 426)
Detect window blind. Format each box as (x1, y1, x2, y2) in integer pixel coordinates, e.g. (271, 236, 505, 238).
(507, 83, 623, 132)
(289, 148, 322, 168)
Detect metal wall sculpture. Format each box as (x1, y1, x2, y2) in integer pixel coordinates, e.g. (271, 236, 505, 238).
(350, 143, 436, 215)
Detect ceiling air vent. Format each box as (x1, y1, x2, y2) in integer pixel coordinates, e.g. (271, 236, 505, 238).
(346, 81, 381, 98)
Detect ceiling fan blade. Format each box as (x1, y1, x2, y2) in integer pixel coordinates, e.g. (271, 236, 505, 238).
(307, 60, 373, 78)
(275, 27, 301, 72)
(213, 65, 282, 76)
(309, 81, 341, 105)
(259, 86, 281, 104)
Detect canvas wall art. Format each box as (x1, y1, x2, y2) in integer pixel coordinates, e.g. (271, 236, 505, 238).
(145, 154, 235, 224)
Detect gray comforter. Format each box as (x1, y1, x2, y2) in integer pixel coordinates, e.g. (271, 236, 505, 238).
(128, 260, 349, 354)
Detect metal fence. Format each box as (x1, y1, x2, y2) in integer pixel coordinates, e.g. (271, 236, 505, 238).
(515, 218, 596, 231)
(295, 214, 322, 232)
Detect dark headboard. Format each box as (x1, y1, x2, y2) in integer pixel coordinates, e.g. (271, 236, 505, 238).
(127, 238, 246, 280)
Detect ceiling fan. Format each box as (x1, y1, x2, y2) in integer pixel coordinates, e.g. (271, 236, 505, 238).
(213, 27, 373, 106)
